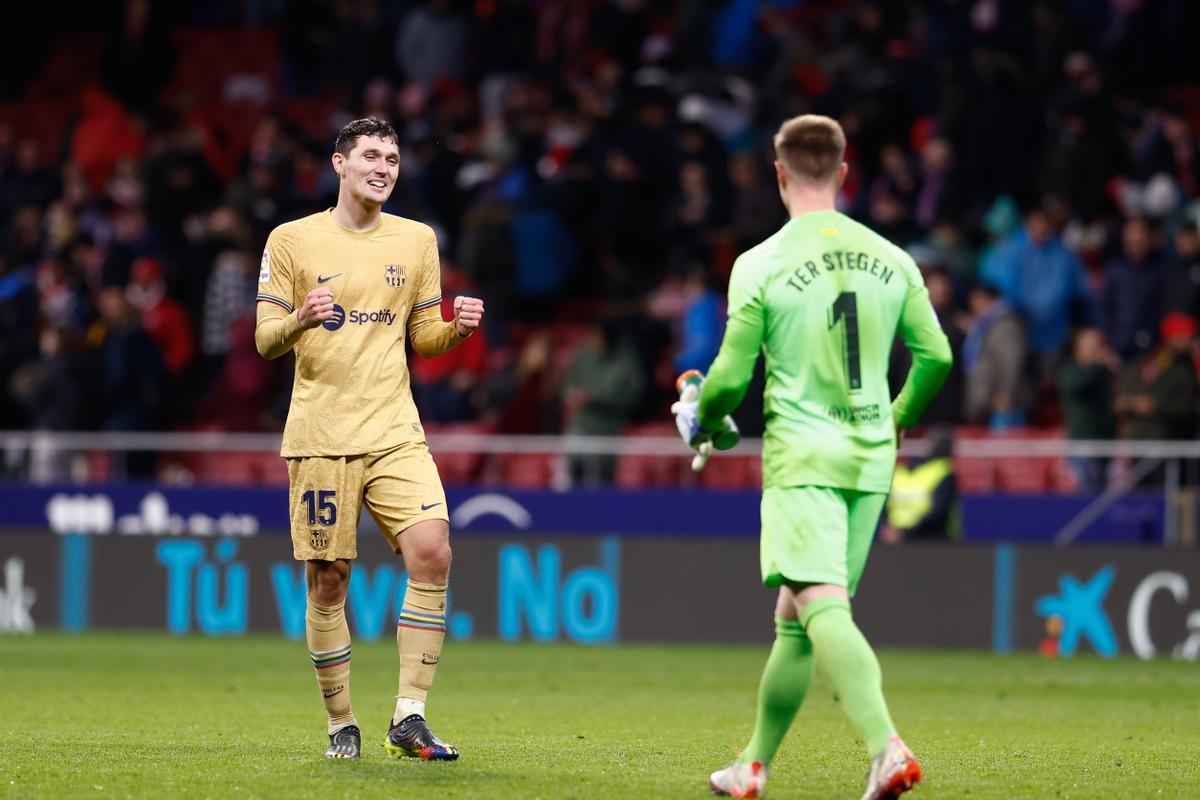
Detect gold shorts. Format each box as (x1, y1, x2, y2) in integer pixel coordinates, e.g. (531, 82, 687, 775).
(286, 440, 449, 561)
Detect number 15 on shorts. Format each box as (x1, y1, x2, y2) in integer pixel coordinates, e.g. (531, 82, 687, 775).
(302, 490, 338, 526)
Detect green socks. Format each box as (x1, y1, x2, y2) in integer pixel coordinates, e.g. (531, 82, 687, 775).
(800, 597, 896, 757)
(738, 598, 897, 766)
(740, 617, 813, 765)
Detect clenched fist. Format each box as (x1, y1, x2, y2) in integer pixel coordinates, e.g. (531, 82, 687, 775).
(453, 296, 485, 337)
(298, 287, 335, 329)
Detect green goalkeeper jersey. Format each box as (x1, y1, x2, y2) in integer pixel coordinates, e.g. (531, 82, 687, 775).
(698, 210, 952, 492)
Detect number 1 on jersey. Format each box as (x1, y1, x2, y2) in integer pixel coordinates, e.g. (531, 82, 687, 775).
(828, 291, 862, 392)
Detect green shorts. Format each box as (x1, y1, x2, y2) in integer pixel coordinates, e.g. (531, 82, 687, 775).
(760, 485, 887, 595)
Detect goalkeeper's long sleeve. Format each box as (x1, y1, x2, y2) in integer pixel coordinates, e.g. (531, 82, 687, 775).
(891, 281, 953, 429)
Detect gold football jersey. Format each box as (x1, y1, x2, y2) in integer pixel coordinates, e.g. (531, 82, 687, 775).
(255, 210, 463, 457)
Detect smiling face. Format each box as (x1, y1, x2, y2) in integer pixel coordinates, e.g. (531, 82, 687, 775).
(332, 134, 400, 209)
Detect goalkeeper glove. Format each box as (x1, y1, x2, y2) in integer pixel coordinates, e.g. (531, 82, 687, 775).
(672, 370, 741, 471)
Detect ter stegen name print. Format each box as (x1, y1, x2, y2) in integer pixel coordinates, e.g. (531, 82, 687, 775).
(785, 250, 896, 294)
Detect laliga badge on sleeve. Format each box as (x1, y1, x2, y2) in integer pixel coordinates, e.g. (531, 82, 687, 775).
(259, 249, 271, 283)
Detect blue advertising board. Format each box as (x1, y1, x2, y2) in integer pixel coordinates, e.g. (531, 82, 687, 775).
(1, 482, 1196, 659)
(0, 484, 1170, 543)
(3, 528, 1199, 661)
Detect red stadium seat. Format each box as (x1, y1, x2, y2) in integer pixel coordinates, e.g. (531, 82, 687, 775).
(166, 29, 281, 105)
(953, 456, 996, 493)
(249, 452, 289, 486)
(614, 453, 690, 489)
(995, 457, 1051, 493)
(495, 453, 558, 489)
(426, 422, 492, 486)
(698, 455, 760, 490)
(613, 453, 651, 489)
(1049, 458, 1079, 494)
(84, 451, 112, 483)
(207, 452, 258, 485)
(432, 453, 480, 486)
(615, 423, 689, 489)
(156, 451, 284, 487)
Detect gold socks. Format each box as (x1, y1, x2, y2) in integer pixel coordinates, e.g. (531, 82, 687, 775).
(306, 598, 357, 734)
(393, 580, 447, 723)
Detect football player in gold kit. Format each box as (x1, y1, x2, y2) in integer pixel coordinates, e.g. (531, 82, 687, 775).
(255, 117, 483, 761)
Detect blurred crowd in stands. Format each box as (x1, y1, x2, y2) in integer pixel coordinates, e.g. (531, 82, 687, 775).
(2, 0, 1200, 489)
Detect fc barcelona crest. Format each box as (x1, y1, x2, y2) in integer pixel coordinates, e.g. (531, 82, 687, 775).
(385, 264, 406, 288)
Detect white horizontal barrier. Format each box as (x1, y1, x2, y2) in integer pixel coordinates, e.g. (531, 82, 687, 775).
(1, 430, 1199, 459)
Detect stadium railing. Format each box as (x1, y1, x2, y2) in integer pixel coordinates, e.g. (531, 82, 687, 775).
(2, 430, 1198, 546)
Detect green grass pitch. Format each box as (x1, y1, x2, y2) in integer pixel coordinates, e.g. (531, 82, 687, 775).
(2, 633, 1198, 798)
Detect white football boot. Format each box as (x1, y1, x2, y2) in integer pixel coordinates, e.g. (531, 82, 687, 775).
(709, 760, 767, 798)
(861, 735, 922, 800)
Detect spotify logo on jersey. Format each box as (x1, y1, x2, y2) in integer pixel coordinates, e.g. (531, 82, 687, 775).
(323, 305, 396, 332)
(323, 305, 347, 331)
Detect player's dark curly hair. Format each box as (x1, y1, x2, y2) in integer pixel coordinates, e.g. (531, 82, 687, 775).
(334, 117, 398, 156)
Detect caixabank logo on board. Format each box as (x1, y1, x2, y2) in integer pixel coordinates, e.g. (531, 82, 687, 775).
(1034, 565, 1200, 661)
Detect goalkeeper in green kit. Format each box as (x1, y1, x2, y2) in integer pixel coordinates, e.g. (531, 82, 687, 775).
(673, 115, 951, 799)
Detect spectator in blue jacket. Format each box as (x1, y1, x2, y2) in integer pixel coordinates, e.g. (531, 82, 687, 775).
(1100, 216, 1166, 360)
(672, 264, 724, 375)
(980, 207, 1095, 370)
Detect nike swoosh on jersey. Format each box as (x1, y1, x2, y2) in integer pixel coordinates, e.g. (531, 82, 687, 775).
(317, 273, 342, 284)
(420, 502, 442, 511)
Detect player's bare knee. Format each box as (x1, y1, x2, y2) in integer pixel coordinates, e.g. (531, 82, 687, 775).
(397, 519, 451, 583)
(409, 541, 451, 584)
(307, 559, 350, 605)
(433, 544, 453, 581)
(775, 587, 799, 620)
(786, 582, 848, 619)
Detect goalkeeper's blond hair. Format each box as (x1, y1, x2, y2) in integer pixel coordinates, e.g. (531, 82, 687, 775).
(773, 115, 846, 185)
